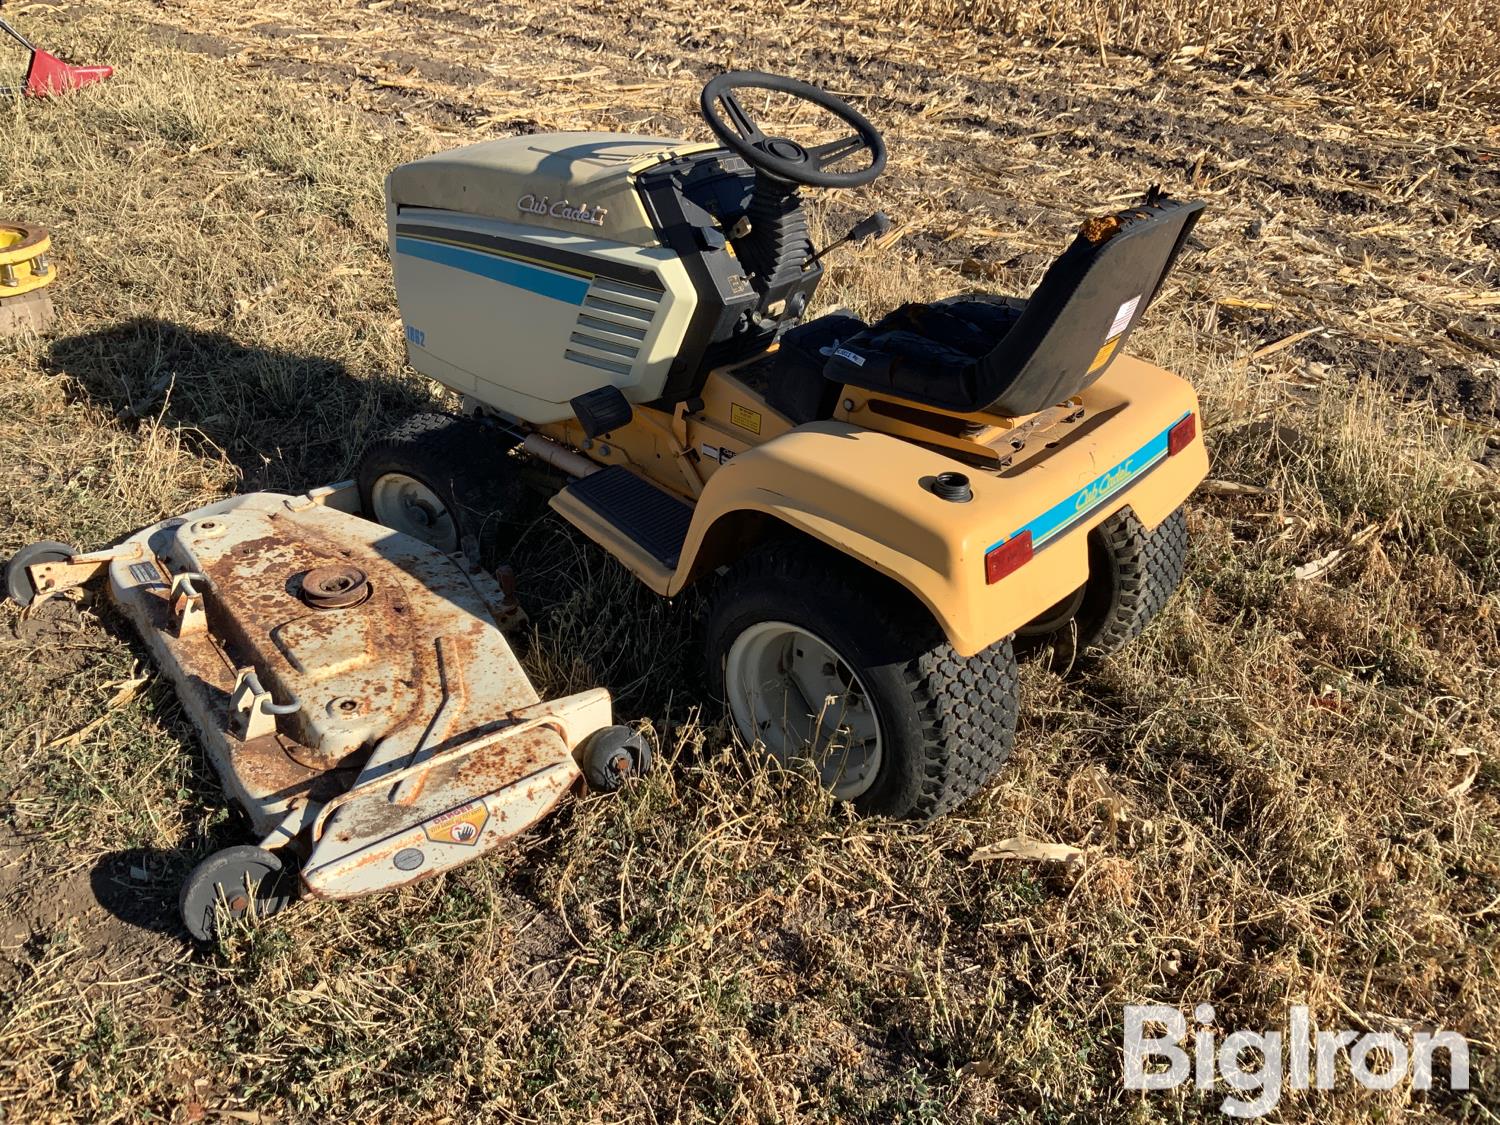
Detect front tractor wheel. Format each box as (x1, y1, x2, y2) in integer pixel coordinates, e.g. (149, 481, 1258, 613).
(706, 541, 1018, 820)
(356, 413, 517, 563)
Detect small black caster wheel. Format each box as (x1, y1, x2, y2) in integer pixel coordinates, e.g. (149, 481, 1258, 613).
(179, 845, 295, 942)
(5, 541, 77, 607)
(579, 725, 653, 792)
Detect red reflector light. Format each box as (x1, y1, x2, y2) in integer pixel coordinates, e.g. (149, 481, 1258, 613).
(985, 530, 1033, 585)
(1168, 413, 1197, 456)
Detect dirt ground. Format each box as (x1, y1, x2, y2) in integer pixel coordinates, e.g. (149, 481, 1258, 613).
(0, 0, 1497, 1121)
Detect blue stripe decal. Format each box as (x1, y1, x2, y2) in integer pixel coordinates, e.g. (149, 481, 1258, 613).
(989, 413, 1188, 553)
(395, 236, 590, 305)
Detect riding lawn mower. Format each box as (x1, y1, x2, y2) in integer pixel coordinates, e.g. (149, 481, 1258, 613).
(5, 71, 1207, 938)
(365, 71, 1208, 816)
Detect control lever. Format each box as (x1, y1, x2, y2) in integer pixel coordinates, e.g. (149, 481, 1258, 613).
(808, 212, 892, 264)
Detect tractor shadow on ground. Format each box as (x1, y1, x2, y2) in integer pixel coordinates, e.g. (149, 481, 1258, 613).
(89, 847, 194, 938)
(89, 833, 270, 942)
(46, 317, 432, 492)
(43, 316, 557, 639)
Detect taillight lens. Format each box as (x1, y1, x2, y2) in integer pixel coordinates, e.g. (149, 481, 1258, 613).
(1168, 413, 1197, 456)
(985, 530, 1033, 584)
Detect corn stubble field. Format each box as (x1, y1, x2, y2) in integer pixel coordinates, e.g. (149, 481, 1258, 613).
(1, 0, 1497, 1120)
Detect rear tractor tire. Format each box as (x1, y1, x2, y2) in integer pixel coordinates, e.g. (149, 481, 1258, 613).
(705, 540, 1018, 820)
(1018, 505, 1188, 664)
(356, 413, 518, 564)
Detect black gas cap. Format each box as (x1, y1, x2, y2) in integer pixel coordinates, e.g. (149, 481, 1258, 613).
(932, 472, 973, 503)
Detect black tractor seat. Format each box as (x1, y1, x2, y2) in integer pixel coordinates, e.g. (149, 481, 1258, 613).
(821, 192, 1205, 417)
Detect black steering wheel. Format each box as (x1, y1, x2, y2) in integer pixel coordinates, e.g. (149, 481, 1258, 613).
(700, 71, 887, 189)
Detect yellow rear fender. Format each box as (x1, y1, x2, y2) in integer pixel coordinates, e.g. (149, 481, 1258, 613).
(668, 359, 1207, 657)
(670, 421, 961, 625)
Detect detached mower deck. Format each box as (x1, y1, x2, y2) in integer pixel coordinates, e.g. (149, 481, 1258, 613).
(6, 483, 646, 940)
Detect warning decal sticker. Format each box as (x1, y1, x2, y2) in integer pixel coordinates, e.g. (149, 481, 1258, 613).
(128, 561, 166, 589)
(424, 800, 489, 846)
(1109, 295, 1142, 338)
(700, 443, 738, 465)
(1088, 336, 1122, 374)
(730, 403, 762, 435)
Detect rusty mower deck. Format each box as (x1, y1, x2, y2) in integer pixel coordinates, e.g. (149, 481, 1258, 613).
(5, 482, 648, 940)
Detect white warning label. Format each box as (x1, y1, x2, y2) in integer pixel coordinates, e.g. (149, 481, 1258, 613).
(1109, 295, 1142, 338)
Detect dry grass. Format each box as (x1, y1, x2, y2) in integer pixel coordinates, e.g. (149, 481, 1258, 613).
(890, 0, 1500, 99)
(0, 2, 1497, 1122)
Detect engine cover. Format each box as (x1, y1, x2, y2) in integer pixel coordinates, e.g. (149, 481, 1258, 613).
(386, 133, 781, 423)
(387, 134, 713, 422)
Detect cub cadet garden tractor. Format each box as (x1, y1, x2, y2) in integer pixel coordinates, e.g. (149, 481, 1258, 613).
(361, 71, 1208, 820)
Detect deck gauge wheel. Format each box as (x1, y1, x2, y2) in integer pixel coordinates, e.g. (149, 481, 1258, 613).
(179, 845, 295, 942)
(579, 725, 654, 792)
(4, 540, 77, 607)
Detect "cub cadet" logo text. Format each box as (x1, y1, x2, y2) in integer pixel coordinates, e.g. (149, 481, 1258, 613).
(518, 193, 608, 227)
(1074, 462, 1135, 513)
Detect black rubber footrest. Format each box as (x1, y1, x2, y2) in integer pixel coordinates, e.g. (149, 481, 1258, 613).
(563, 466, 694, 569)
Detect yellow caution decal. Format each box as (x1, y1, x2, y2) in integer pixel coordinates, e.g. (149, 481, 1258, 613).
(423, 799, 489, 846)
(730, 403, 762, 435)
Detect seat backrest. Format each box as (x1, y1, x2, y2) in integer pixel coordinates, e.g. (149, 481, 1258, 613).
(968, 193, 1205, 415)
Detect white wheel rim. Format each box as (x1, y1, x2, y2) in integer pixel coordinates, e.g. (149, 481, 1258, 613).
(369, 472, 459, 553)
(724, 620, 883, 800)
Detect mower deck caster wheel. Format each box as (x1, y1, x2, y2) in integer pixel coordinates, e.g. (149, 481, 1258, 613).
(180, 845, 295, 942)
(579, 726, 653, 792)
(5, 541, 77, 607)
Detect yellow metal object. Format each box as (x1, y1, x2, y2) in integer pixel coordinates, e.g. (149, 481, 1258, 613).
(683, 352, 796, 481)
(669, 354, 1207, 656)
(0, 223, 56, 298)
(537, 350, 1206, 657)
(536, 352, 798, 499)
(537, 404, 701, 497)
